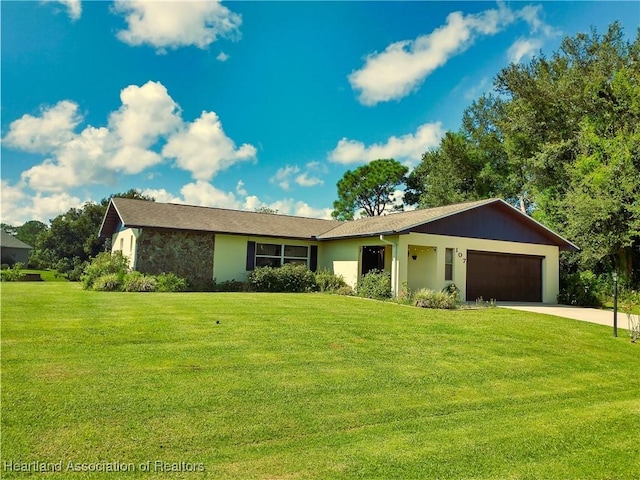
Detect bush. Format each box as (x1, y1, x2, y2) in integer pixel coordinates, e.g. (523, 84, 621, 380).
(0, 263, 25, 282)
(55, 256, 88, 281)
(334, 285, 355, 296)
(357, 269, 391, 299)
(442, 283, 460, 302)
(215, 279, 249, 292)
(314, 268, 349, 293)
(93, 273, 123, 292)
(123, 271, 157, 292)
(249, 264, 317, 292)
(558, 270, 604, 307)
(413, 288, 457, 309)
(81, 251, 130, 290)
(156, 272, 188, 292)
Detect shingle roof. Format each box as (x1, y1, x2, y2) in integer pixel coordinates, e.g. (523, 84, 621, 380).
(100, 197, 577, 250)
(317, 198, 493, 239)
(100, 198, 342, 240)
(0, 230, 33, 249)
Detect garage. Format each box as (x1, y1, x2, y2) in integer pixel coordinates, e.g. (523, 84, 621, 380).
(466, 250, 543, 302)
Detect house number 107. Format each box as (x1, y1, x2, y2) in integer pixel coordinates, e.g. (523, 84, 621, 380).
(455, 248, 467, 263)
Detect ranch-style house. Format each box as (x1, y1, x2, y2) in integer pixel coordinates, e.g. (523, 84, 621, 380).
(99, 197, 577, 302)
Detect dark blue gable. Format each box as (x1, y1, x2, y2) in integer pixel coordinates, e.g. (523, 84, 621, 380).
(405, 201, 571, 248)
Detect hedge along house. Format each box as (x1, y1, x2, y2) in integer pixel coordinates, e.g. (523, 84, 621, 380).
(99, 197, 577, 302)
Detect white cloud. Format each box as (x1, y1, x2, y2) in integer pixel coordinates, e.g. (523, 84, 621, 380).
(43, 0, 82, 21)
(270, 165, 300, 190)
(507, 37, 543, 63)
(21, 126, 115, 192)
(217, 51, 230, 62)
(109, 81, 182, 150)
(180, 181, 242, 208)
(1, 180, 83, 225)
(270, 164, 325, 190)
(329, 122, 444, 165)
(5, 81, 255, 193)
(3, 100, 81, 153)
(267, 199, 333, 219)
(162, 111, 257, 181)
(295, 172, 323, 187)
(113, 0, 242, 52)
(235, 180, 247, 196)
(141, 182, 333, 219)
(140, 187, 182, 204)
(349, 2, 557, 105)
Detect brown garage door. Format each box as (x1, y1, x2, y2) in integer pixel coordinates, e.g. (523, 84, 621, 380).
(466, 251, 542, 302)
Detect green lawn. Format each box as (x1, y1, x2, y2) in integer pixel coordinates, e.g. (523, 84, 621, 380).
(2, 283, 638, 479)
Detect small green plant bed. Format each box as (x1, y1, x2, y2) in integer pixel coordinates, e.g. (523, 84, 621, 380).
(2, 283, 638, 479)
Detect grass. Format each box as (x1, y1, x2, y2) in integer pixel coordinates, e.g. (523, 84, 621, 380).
(2, 283, 639, 479)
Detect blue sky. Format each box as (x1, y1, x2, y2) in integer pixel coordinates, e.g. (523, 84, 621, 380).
(2, 1, 639, 225)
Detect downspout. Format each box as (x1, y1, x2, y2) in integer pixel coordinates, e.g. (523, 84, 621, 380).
(379, 234, 398, 297)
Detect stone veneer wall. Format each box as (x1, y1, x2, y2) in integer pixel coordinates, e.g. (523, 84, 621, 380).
(135, 228, 214, 289)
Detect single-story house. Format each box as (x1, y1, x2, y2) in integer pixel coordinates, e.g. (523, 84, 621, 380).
(1, 230, 33, 266)
(99, 197, 578, 302)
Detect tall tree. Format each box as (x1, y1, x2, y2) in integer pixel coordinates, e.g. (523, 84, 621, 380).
(16, 220, 48, 247)
(332, 159, 408, 220)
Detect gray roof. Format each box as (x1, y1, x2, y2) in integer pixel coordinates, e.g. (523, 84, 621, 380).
(100, 198, 342, 240)
(317, 198, 493, 239)
(0, 230, 33, 249)
(100, 197, 576, 249)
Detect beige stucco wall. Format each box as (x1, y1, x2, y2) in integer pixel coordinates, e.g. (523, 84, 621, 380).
(321, 233, 560, 303)
(213, 234, 320, 283)
(111, 228, 141, 268)
(319, 237, 393, 287)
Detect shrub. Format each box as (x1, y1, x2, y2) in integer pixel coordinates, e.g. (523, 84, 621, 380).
(215, 279, 249, 292)
(249, 264, 317, 292)
(81, 251, 130, 290)
(156, 272, 188, 292)
(123, 271, 157, 292)
(413, 288, 457, 309)
(66, 260, 89, 282)
(314, 268, 349, 293)
(558, 270, 604, 307)
(334, 285, 355, 296)
(621, 289, 640, 343)
(92, 273, 123, 292)
(357, 269, 391, 299)
(442, 283, 460, 302)
(0, 263, 25, 282)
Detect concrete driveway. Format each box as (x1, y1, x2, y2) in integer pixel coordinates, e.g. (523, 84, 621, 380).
(500, 303, 631, 331)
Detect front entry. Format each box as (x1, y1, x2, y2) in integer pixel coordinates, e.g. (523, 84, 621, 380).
(361, 246, 385, 276)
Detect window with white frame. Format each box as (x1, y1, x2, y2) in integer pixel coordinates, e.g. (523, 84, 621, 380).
(255, 243, 309, 268)
(445, 248, 454, 281)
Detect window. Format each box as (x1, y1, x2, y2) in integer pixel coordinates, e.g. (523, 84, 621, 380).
(255, 243, 309, 268)
(119, 238, 124, 251)
(445, 248, 454, 281)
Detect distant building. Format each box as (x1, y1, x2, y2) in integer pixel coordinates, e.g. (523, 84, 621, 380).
(1, 231, 33, 266)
